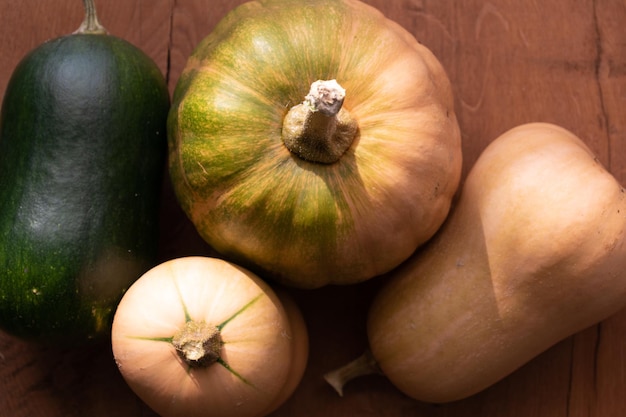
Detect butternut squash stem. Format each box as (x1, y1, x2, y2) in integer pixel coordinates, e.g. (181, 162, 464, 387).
(74, 0, 108, 35)
(282, 79, 358, 164)
(323, 349, 383, 396)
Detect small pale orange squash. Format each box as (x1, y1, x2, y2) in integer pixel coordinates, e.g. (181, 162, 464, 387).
(111, 256, 308, 417)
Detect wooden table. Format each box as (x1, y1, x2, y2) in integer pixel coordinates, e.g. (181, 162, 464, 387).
(1, 0, 625, 416)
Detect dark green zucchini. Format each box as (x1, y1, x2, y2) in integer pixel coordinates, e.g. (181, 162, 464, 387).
(0, 0, 169, 345)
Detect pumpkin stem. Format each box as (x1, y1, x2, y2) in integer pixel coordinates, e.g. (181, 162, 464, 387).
(172, 320, 223, 368)
(323, 349, 383, 396)
(74, 0, 108, 35)
(282, 80, 358, 164)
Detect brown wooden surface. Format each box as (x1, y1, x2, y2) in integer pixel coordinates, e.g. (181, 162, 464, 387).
(1, 0, 625, 416)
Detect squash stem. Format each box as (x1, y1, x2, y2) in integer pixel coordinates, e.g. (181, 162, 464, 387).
(282, 80, 358, 164)
(172, 320, 223, 368)
(74, 0, 108, 35)
(323, 349, 383, 396)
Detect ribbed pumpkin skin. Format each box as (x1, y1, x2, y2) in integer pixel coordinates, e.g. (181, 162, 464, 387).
(168, 0, 462, 288)
(0, 34, 169, 345)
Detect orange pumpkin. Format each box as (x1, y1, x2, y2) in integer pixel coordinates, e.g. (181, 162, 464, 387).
(167, 0, 462, 288)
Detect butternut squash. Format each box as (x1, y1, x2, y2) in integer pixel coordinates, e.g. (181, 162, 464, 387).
(325, 122, 626, 403)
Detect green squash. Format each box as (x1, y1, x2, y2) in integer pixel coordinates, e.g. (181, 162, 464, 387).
(168, 0, 462, 288)
(0, 0, 169, 345)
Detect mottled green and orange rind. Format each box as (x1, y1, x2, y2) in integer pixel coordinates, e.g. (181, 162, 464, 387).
(168, 0, 462, 287)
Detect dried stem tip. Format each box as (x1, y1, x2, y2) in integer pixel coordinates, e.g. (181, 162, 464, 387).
(172, 321, 223, 368)
(282, 79, 358, 164)
(304, 79, 346, 116)
(74, 0, 108, 34)
(324, 349, 383, 396)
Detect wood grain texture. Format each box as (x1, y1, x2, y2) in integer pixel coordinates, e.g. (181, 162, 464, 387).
(1, 0, 625, 416)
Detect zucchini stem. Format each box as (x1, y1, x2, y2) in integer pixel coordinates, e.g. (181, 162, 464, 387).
(74, 0, 108, 35)
(282, 80, 358, 164)
(323, 349, 383, 396)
